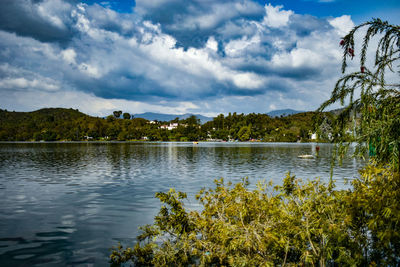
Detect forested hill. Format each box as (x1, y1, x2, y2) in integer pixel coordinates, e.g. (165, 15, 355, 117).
(0, 108, 91, 141)
(0, 108, 334, 142)
(0, 108, 88, 123)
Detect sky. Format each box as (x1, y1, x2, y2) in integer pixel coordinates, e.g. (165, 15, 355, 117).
(0, 0, 399, 117)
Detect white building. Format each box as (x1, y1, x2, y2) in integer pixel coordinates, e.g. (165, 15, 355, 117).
(310, 133, 317, 140)
(159, 123, 179, 130)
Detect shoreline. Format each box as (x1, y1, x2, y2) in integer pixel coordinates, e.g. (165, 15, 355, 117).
(0, 140, 328, 144)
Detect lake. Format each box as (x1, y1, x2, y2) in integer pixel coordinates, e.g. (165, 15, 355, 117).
(0, 142, 364, 266)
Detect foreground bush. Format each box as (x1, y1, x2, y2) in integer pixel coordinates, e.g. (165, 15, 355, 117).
(110, 163, 400, 266)
(347, 164, 400, 265)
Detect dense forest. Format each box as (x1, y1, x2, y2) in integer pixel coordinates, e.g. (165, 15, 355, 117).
(0, 108, 335, 142)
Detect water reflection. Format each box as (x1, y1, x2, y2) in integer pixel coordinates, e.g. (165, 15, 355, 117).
(0, 142, 364, 266)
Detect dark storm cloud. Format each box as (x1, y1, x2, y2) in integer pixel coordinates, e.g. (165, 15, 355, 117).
(233, 62, 321, 81)
(0, 0, 78, 44)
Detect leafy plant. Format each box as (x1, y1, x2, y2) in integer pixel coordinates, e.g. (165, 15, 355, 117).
(110, 176, 365, 266)
(346, 162, 400, 265)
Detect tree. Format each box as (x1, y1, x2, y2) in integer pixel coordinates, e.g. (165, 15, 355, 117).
(186, 115, 199, 126)
(317, 18, 400, 171)
(122, 112, 131, 120)
(237, 125, 251, 141)
(106, 115, 116, 123)
(113, 110, 122, 118)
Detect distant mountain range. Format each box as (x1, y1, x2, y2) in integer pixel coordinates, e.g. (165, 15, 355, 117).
(266, 109, 305, 117)
(133, 109, 306, 123)
(133, 112, 213, 124)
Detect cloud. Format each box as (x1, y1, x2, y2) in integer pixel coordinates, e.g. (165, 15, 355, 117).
(135, 0, 264, 48)
(0, 0, 357, 116)
(263, 4, 293, 28)
(0, 77, 59, 91)
(0, 0, 76, 44)
(61, 48, 77, 64)
(329, 15, 355, 36)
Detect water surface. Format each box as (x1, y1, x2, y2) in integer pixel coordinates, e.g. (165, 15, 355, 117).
(0, 142, 364, 266)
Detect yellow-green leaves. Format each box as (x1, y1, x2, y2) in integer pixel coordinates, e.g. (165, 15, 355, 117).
(347, 162, 400, 265)
(110, 163, 400, 266)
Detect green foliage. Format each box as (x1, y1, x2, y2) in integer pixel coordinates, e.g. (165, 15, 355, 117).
(123, 112, 131, 120)
(111, 167, 400, 266)
(203, 112, 326, 142)
(0, 108, 330, 142)
(0, 108, 87, 141)
(317, 19, 400, 170)
(113, 110, 123, 118)
(237, 125, 251, 141)
(347, 162, 400, 265)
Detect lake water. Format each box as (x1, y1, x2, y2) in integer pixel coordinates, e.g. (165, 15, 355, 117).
(0, 142, 364, 266)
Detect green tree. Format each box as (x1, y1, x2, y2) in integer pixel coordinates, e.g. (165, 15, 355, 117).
(237, 125, 251, 141)
(122, 112, 131, 120)
(113, 110, 123, 118)
(106, 124, 121, 140)
(185, 115, 199, 126)
(106, 115, 116, 123)
(317, 18, 400, 171)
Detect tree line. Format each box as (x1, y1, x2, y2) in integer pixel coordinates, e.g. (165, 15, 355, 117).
(0, 108, 335, 142)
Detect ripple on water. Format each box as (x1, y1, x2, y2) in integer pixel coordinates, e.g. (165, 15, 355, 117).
(0, 142, 365, 266)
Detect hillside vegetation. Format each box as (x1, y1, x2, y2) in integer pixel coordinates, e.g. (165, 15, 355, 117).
(0, 108, 334, 142)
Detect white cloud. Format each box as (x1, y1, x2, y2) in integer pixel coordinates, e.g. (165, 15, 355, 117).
(61, 48, 77, 64)
(271, 29, 342, 70)
(232, 73, 264, 88)
(205, 36, 218, 52)
(263, 4, 293, 28)
(79, 63, 102, 78)
(0, 77, 59, 91)
(36, 0, 72, 29)
(272, 48, 319, 68)
(224, 34, 262, 57)
(329, 15, 355, 36)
